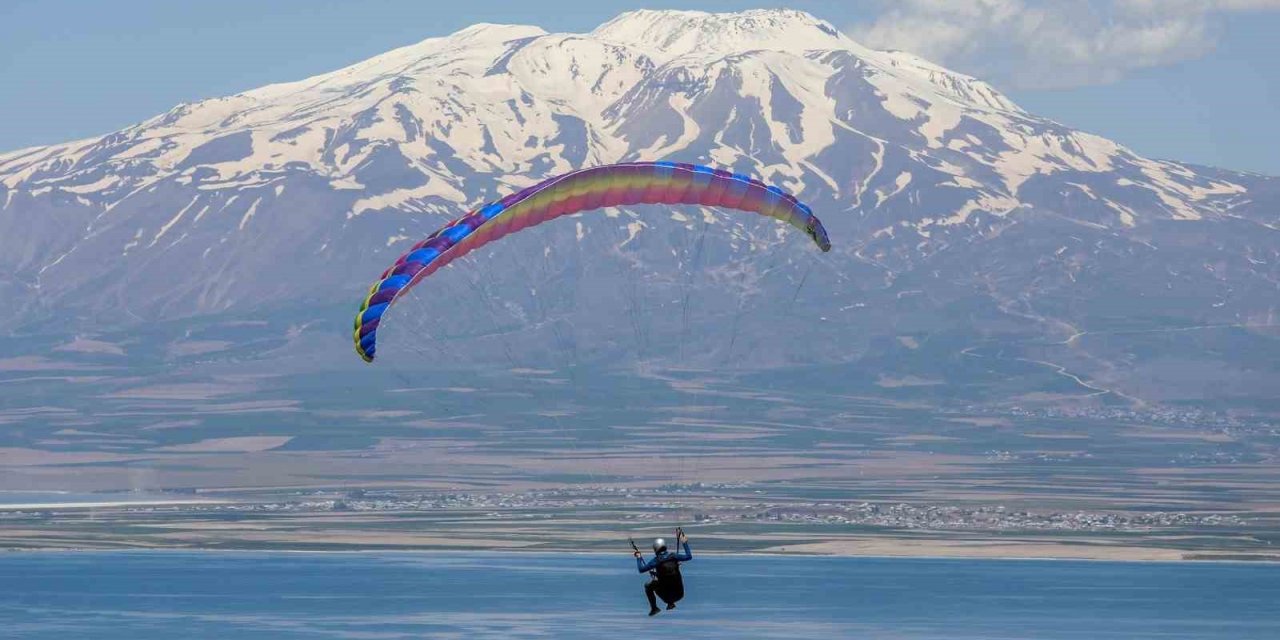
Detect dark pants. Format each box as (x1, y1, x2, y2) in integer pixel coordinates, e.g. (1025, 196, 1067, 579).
(645, 577, 684, 609)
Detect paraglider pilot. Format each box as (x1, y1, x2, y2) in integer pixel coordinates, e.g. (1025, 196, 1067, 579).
(634, 528, 692, 616)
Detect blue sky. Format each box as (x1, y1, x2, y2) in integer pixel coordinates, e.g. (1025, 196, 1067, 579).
(1, 0, 1276, 174)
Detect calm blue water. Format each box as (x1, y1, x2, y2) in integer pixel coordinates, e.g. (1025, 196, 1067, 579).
(1, 552, 1277, 639)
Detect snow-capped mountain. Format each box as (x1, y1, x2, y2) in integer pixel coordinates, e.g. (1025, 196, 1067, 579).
(1, 9, 1276, 405)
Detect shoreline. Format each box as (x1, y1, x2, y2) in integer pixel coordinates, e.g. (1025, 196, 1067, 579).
(5, 545, 1278, 565)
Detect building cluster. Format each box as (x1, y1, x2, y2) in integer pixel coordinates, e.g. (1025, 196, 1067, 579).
(729, 502, 1246, 532)
(4, 484, 1248, 537)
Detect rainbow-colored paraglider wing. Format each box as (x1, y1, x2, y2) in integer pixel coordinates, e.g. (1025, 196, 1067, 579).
(354, 161, 830, 363)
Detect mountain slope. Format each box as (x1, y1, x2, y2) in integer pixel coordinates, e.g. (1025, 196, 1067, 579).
(0, 9, 1276, 407)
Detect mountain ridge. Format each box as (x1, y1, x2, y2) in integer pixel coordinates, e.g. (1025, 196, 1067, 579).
(0, 8, 1275, 408)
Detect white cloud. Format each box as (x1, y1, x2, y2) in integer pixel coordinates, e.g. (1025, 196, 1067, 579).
(850, 0, 1280, 88)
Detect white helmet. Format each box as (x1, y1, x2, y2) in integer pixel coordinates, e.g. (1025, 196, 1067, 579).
(652, 538, 667, 553)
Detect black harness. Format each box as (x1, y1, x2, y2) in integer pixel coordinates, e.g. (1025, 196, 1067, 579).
(654, 554, 681, 581)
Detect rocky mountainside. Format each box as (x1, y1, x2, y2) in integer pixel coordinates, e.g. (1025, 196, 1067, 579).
(1, 9, 1276, 407)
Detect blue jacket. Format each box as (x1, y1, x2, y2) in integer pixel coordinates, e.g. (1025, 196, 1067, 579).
(637, 541, 692, 573)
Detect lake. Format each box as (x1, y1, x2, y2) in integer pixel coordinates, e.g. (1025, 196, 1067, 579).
(1, 551, 1277, 638)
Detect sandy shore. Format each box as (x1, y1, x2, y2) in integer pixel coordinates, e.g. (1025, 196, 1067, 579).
(753, 539, 1188, 561)
(5, 524, 1277, 562)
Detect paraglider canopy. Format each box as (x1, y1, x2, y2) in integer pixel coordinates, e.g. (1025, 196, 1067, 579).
(353, 161, 831, 363)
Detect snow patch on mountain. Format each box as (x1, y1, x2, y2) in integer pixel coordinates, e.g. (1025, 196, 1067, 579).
(1, 7, 1242, 232)
(591, 9, 854, 63)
